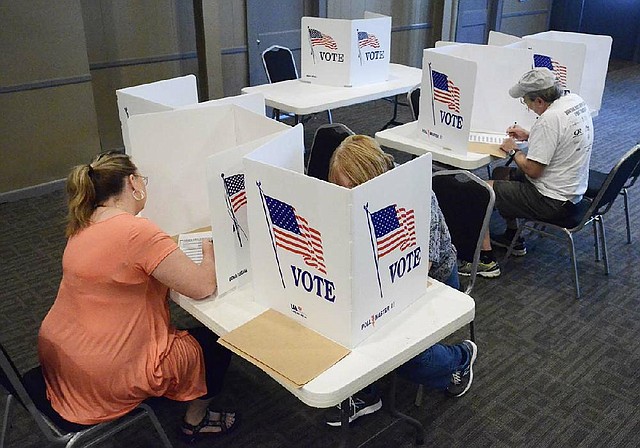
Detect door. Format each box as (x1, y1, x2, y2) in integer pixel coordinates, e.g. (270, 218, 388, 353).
(455, 0, 497, 44)
(247, 0, 324, 86)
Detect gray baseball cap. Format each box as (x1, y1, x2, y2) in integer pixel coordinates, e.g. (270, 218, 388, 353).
(509, 67, 556, 98)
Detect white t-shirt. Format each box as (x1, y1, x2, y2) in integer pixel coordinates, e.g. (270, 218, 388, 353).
(526, 93, 593, 203)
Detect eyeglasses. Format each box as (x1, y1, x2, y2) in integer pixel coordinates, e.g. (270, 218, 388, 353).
(520, 97, 531, 111)
(137, 175, 149, 186)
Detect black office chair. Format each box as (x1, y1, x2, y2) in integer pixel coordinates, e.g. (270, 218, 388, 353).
(503, 144, 640, 299)
(0, 342, 173, 448)
(584, 143, 640, 244)
(407, 85, 420, 121)
(261, 45, 332, 124)
(306, 123, 355, 181)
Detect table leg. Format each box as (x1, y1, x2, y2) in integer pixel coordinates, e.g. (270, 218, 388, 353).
(338, 397, 351, 448)
(380, 95, 404, 130)
(387, 373, 425, 446)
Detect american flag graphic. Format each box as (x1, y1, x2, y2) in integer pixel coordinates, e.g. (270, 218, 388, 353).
(358, 31, 380, 49)
(370, 204, 416, 259)
(534, 54, 567, 86)
(265, 195, 327, 274)
(223, 174, 247, 213)
(431, 70, 461, 113)
(308, 28, 338, 50)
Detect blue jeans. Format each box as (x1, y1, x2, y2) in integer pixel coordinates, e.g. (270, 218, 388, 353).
(443, 266, 460, 290)
(396, 266, 465, 390)
(397, 343, 467, 390)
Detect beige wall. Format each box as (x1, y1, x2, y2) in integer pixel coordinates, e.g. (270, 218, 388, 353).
(0, 1, 100, 194)
(0, 0, 552, 197)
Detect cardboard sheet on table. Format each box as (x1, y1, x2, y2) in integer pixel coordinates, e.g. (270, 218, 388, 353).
(218, 309, 350, 388)
(468, 142, 506, 158)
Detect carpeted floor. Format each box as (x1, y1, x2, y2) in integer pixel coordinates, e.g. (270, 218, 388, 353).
(1, 60, 639, 447)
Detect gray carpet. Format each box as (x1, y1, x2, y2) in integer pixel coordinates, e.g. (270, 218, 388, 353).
(1, 61, 639, 447)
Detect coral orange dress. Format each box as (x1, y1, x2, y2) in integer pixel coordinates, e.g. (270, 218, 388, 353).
(38, 214, 206, 424)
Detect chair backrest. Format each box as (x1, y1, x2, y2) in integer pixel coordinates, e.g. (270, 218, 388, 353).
(261, 45, 298, 83)
(625, 143, 640, 189)
(432, 170, 495, 294)
(407, 85, 420, 121)
(306, 123, 355, 181)
(588, 144, 640, 220)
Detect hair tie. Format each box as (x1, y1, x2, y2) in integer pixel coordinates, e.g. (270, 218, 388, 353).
(87, 164, 94, 177)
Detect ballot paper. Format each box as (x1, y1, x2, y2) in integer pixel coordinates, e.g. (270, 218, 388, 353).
(177, 231, 213, 264)
(469, 132, 507, 144)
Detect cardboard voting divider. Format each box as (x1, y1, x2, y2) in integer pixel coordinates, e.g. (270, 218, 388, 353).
(127, 103, 290, 238)
(206, 124, 305, 296)
(301, 12, 391, 87)
(116, 75, 199, 151)
(243, 131, 432, 348)
(489, 30, 612, 114)
(418, 44, 534, 154)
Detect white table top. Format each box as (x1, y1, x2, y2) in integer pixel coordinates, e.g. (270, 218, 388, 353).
(172, 279, 474, 409)
(376, 121, 494, 170)
(241, 64, 422, 116)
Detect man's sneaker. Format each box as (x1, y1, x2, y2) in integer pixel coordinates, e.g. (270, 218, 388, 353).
(458, 260, 501, 278)
(491, 231, 527, 256)
(446, 340, 478, 398)
(325, 392, 382, 427)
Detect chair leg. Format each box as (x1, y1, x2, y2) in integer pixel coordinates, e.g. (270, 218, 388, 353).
(1, 394, 15, 448)
(469, 321, 476, 342)
(415, 384, 424, 407)
(623, 189, 631, 243)
(564, 230, 580, 299)
(593, 219, 601, 261)
(502, 224, 525, 265)
(326, 109, 333, 124)
(598, 215, 610, 276)
(139, 403, 173, 448)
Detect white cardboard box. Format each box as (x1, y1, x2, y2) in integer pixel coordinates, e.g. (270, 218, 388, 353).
(243, 129, 432, 348)
(301, 12, 391, 87)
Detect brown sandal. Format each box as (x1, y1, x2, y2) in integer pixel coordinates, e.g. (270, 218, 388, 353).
(181, 410, 238, 443)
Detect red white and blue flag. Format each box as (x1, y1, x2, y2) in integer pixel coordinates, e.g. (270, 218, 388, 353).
(358, 31, 380, 49)
(265, 195, 327, 274)
(308, 28, 338, 50)
(223, 173, 247, 213)
(431, 70, 461, 113)
(534, 54, 567, 86)
(370, 204, 416, 259)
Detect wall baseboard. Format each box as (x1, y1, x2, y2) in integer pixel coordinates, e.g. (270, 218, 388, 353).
(0, 178, 65, 203)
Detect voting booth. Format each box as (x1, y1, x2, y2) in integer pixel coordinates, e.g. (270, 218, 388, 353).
(418, 44, 534, 154)
(301, 12, 391, 87)
(206, 125, 305, 296)
(489, 30, 612, 114)
(126, 102, 290, 237)
(243, 129, 432, 348)
(116, 75, 267, 151)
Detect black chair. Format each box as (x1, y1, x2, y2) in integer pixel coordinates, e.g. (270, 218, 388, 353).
(0, 342, 173, 448)
(407, 85, 420, 121)
(306, 123, 355, 181)
(504, 144, 640, 299)
(261, 45, 332, 124)
(414, 170, 492, 407)
(584, 143, 640, 244)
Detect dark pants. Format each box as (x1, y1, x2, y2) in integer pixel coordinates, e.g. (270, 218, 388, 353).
(492, 167, 575, 229)
(188, 327, 232, 399)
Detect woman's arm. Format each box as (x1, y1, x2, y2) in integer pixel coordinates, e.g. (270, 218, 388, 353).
(152, 240, 217, 300)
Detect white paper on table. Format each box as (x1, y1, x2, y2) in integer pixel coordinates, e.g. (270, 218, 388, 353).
(178, 231, 213, 264)
(468, 132, 508, 144)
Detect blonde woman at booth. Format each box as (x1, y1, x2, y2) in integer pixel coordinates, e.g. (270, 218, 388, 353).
(324, 135, 478, 426)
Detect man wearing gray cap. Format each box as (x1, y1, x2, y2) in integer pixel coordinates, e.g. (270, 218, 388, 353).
(459, 67, 593, 279)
